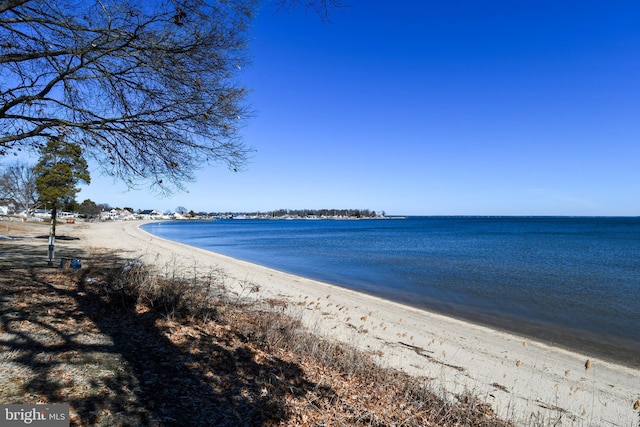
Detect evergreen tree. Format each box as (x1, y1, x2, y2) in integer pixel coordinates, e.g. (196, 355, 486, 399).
(34, 138, 90, 242)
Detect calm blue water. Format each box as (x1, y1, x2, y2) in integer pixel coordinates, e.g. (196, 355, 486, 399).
(143, 217, 640, 367)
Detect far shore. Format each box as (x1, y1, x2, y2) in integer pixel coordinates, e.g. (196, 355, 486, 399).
(4, 219, 639, 426)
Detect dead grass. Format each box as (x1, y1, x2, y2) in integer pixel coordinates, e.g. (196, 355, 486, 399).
(0, 239, 513, 426)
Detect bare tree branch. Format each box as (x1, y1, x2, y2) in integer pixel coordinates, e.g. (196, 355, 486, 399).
(0, 0, 30, 15)
(0, 160, 38, 214)
(1, 0, 255, 192)
(274, 0, 347, 22)
(1, 0, 340, 193)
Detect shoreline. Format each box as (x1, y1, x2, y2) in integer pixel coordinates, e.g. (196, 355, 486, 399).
(70, 220, 639, 425)
(381, 295, 640, 371)
(140, 220, 640, 371)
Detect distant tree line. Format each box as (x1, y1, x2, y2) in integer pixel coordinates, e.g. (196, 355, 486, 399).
(2, 161, 383, 221)
(248, 209, 382, 218)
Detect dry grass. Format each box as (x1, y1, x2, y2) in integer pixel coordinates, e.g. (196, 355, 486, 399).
(0, 237, 513, 426)
(0, 218, 50, 236)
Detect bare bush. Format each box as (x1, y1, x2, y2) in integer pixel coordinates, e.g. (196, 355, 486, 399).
(78, 256, 511, 426)
(91, 258, 221, 322)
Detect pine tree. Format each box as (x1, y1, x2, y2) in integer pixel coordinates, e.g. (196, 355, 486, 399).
(34, 138, 90, 262)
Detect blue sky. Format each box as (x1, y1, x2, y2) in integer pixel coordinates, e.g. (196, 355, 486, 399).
(77, 1, 640, 216)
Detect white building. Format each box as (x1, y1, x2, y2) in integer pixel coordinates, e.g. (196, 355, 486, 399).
(137, 209, 169, 220)
(0, 200, 15, 216)
(100, 209, 136, 221)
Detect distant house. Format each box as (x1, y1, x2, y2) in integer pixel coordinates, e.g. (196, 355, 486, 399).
(33, 209, 51, 219)
(118, 209, 136, 220)
(100, 209, 118, 220)
(100, 208, 136, 221)
(138, 209, 167, 220)
(0, 199, 12, 215)
(58, 211, 78, 219)
(30, 209, 78, 220)
(173, 212, 189, 220)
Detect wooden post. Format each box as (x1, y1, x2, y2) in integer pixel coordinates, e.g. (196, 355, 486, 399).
(47, 206, 56, 266)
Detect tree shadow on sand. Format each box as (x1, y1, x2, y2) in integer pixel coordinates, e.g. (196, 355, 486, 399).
(0, 241, 332, 426)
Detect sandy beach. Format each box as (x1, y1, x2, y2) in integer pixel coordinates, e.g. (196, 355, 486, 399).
(53, 220, 640, 426)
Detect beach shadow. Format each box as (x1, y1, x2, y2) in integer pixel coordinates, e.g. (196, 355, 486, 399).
(0, 238, 82, 269)
(0, 242, 326, 426)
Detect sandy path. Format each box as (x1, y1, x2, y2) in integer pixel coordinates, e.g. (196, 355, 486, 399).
(74, 220, 639, 426)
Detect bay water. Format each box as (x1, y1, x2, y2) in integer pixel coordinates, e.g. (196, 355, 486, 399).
(142, 217, 640, 367)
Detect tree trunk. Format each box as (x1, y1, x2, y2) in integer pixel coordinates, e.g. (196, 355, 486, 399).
(50, 203, 57, 238)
